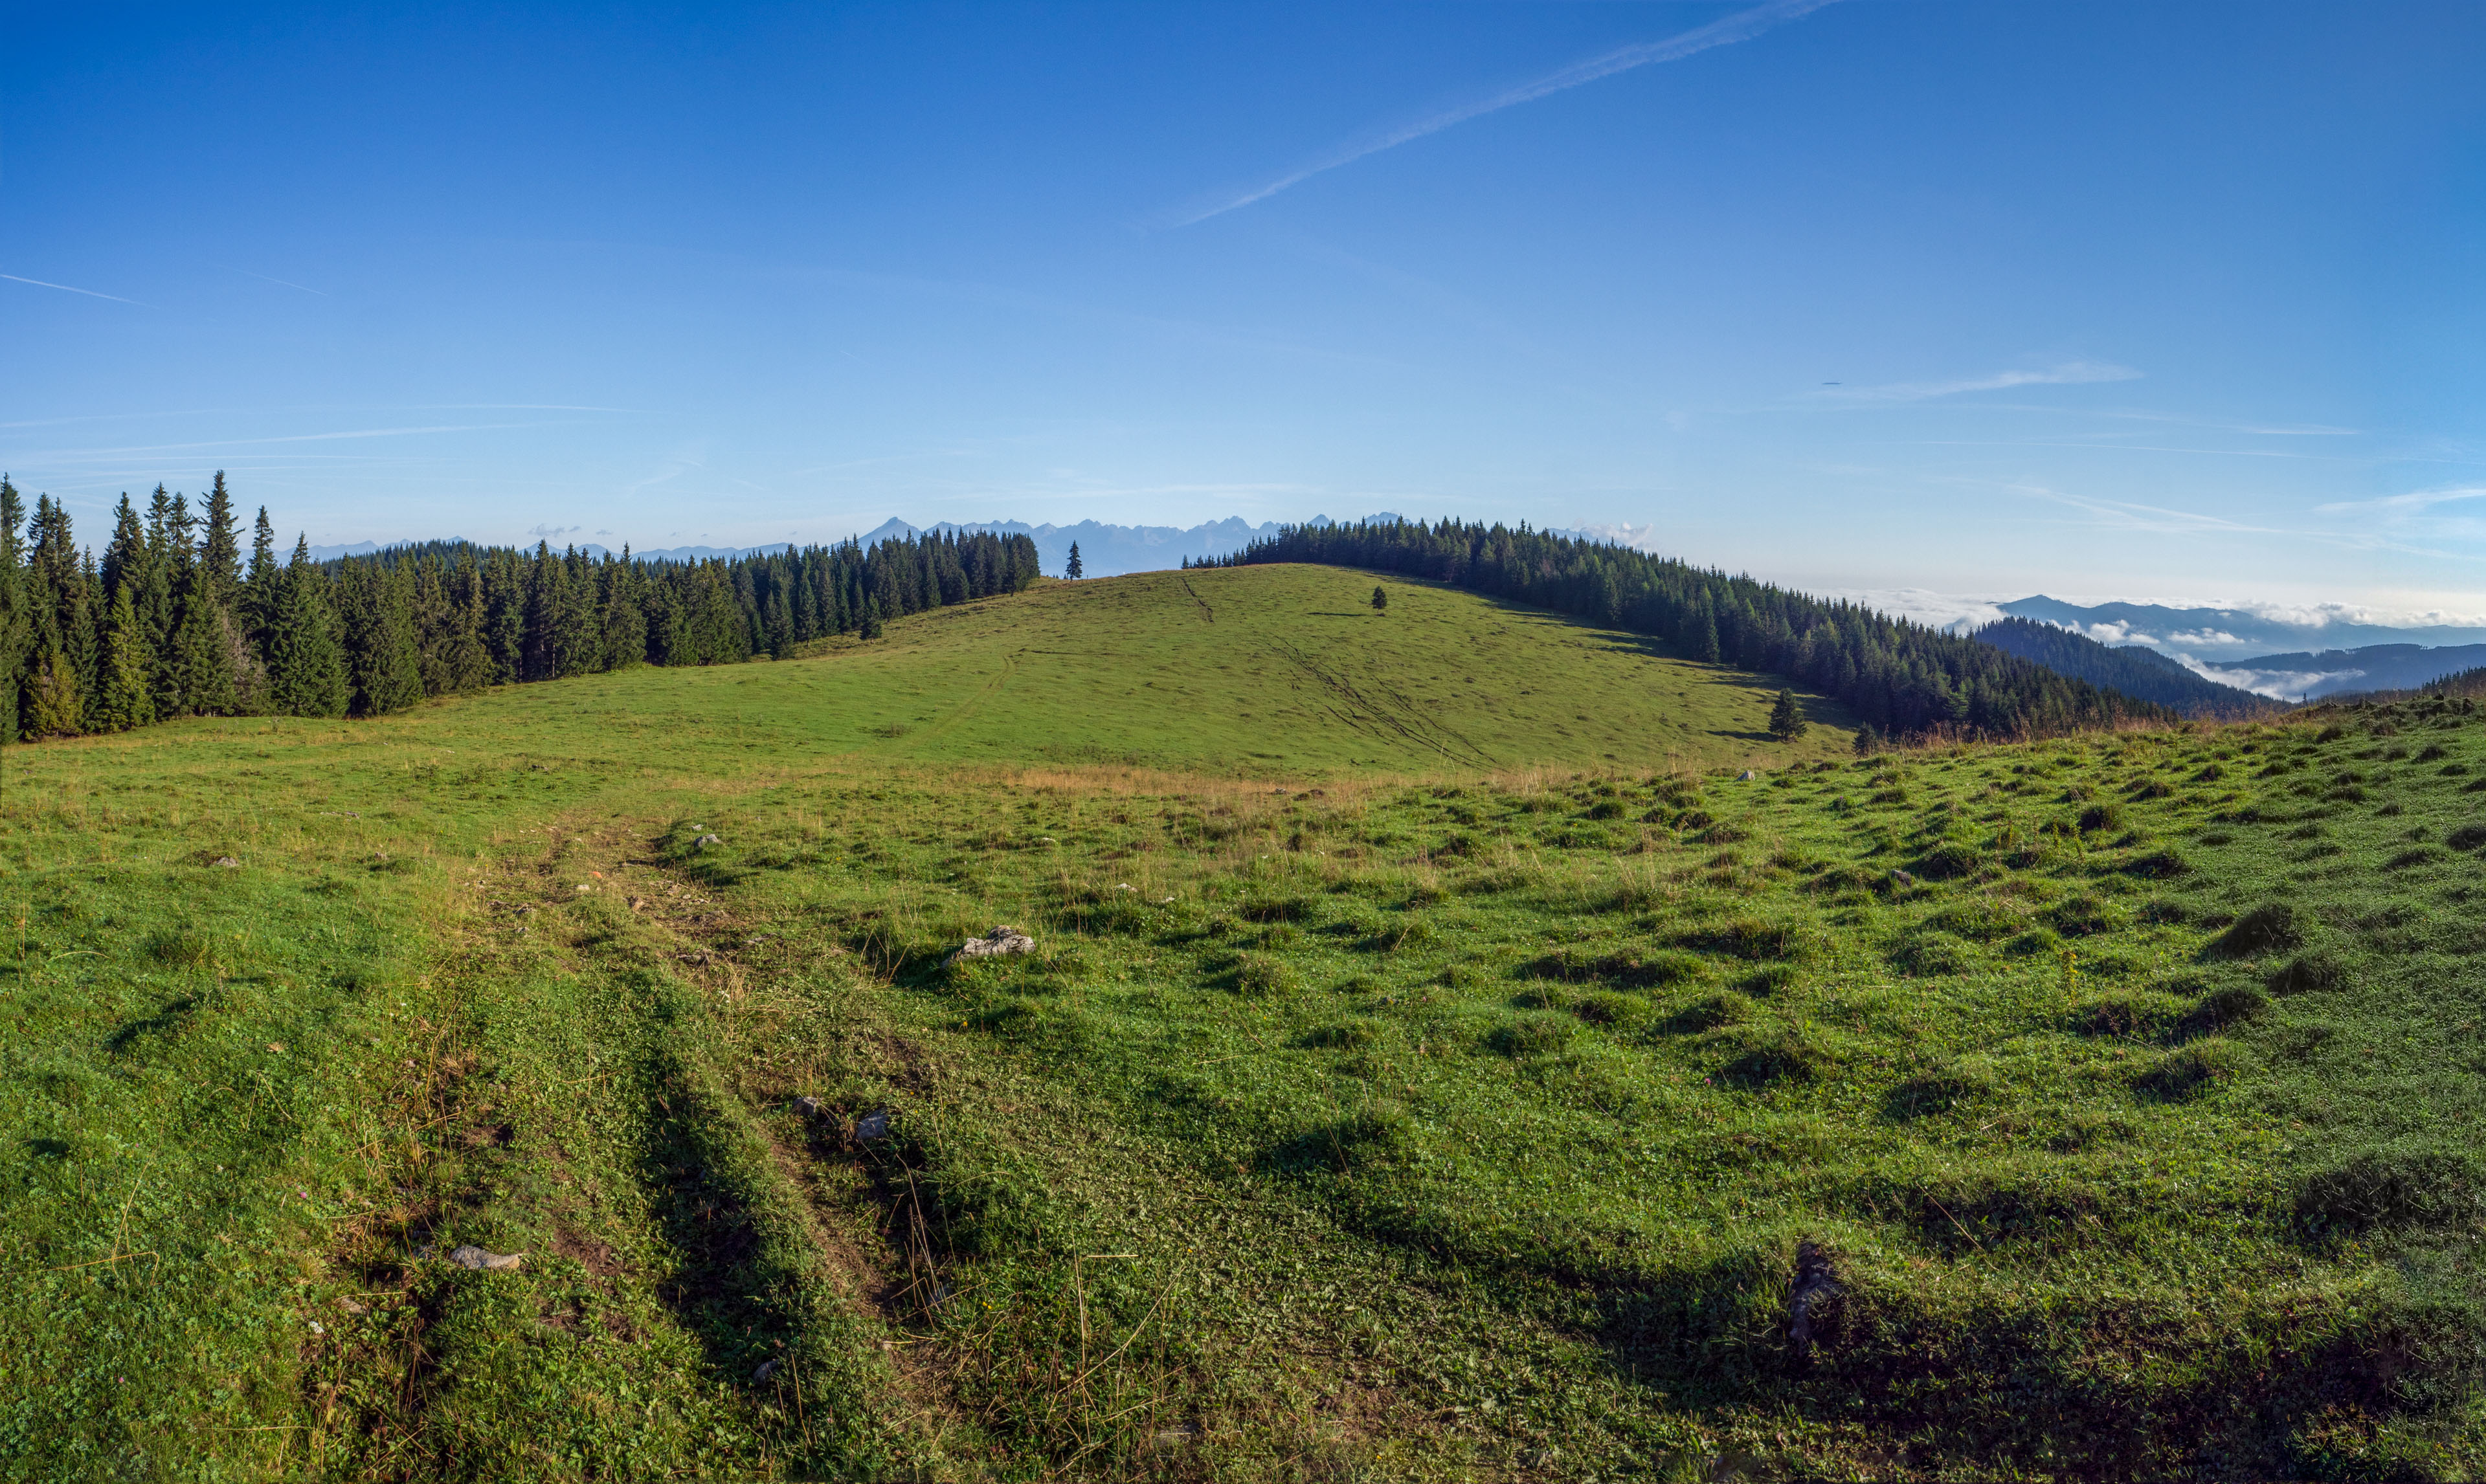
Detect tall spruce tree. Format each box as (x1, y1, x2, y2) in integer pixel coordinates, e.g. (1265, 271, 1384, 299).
(95, 584, 157, 731)
(340, 561, 422, 716)
(0, 477, 25, 742)
(265, 537, 351, 717)
(243, 507, 281, 650)
(199, 472, 243, 614)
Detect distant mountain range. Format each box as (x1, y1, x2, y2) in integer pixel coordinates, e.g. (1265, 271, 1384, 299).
(1997, 595, 2486, 662)
(309, 513, 1404, 575)
(1970, 618, 2277, 718)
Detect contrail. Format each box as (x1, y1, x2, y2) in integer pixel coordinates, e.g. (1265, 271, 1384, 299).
(1167, 0, 1842, 227)
(1, 271, 140, 305)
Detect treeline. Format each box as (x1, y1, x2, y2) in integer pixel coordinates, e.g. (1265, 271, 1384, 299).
(1969, 617, 2279, 720)
(0, 474, 1040, 742)
(1193, 518, 2176, 742)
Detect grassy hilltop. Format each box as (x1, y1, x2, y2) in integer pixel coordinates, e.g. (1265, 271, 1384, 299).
(3, 565, 2482, 1481)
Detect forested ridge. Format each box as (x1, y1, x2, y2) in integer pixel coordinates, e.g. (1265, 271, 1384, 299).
(1969, 615, 2278, 720)
(1194, 518, 2177, 742)
(0, 474, 1038, 742)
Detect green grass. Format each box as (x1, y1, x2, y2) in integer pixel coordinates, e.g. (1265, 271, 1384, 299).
(5, 565, 2484, 1480)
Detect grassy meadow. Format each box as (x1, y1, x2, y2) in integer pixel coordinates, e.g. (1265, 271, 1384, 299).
(3, 564, 2481, 1481)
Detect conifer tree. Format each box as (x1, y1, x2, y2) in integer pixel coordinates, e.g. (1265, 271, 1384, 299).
(199, 472, 243, 615)
(1695, 601, 1722, 664)
(601, 551, 645, 667)
(1371, 585, 1387, 612)
(166, 573, 241, 718)
(858, 597, 884, 641)
(23, 650, 80, 738)
(0, 477, 25, 742)
(95, 585, 157, 731)
(342, 561, 422, 716)
(243, 507, 281, 651)
(1767, 688, 1808, 742)
(1065, 541, 1083, 579)
(265, 537, 351, 717)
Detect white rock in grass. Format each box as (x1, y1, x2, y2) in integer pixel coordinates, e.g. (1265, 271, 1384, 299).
(945, 925, 1035, 964)
(693, 834, 724, 849)
(445, 1245, 524, 1271)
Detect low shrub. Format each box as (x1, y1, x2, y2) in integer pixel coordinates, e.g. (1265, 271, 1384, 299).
(2076, 803, 2127, 835)
(2130, 1039, 2247, 1100)
(1889, 932, 1975, 977)
(1231, 953, 1298, 997)
(1485, 1012, 1576, 1058)
(1910, 841, 1986, 880)
(2296, 1142, 2486, 1237)
(1571, 990, 1644, 1026)
(2187, 984, 2270, 1030)
(1883, 1058, 1998, 1118)
(1663, 991, 1754, 1033)
(2067, 993, 2184, 1038)
(1298, 1021, 1379, 1050)
(1715, 1025, 1840, 1087)
(2267, 951, 2347, 996)
(2209, 902, 2303, 958)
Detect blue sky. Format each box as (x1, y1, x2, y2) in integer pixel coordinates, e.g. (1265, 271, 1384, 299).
(5, 2, 2484, 613)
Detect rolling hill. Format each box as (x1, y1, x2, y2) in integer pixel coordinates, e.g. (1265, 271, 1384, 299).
(5, 562, 2482, 1481)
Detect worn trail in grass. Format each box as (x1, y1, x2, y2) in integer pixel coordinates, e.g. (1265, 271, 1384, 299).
(5, 566, 2485, 1480)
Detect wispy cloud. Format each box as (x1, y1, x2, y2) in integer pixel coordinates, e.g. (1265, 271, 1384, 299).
(1, 271, 141, 305)
(1822, 360, 2143, 403)
(2314, 485, 2486, 516)
(2008, 481, 2285, 537)
(1164, 0, 1841, 227)
(228, 267, 328, 296)
(19, 423, 561, 462)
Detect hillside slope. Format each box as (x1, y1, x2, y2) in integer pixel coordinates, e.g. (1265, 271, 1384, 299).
(425, 564, 1861, 776)
(10, 571, 2486, 1480)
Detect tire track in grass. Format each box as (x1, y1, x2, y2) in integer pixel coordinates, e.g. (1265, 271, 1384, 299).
(1266, 638, 1498, 768)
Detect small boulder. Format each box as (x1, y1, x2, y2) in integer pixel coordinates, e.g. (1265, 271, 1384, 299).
(445, 1245, 525, 1271)
(753, 1358, 780, 1383)
(853, 1109, 891, 1143)
(945, 925, 1035, 964)
(1737, 770, 1761, 782)
(794, 1095, 825, 1118)
(210, 856, 241, 869)
(1890, 869, 1916, 887)
(693, 834, 724, 850)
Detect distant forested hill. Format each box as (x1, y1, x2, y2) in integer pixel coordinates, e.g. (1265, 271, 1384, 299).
(0, 474, 1038, 742)
(1198, 519, 2175, 743)
(1970, 617, 2278, 718)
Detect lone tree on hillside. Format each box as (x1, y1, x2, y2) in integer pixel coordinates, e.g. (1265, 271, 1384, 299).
(1768, 688, 1808, 742)
(1853, 723, 1879, 756)
(1371, 585, 1388, 612)
(1065, 542, 1083, 580)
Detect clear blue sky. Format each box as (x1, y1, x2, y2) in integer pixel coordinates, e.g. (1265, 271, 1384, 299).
(6, 3, 2483, 613)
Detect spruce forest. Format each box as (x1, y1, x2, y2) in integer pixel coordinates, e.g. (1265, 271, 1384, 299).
(0, 474, 1040, 742)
